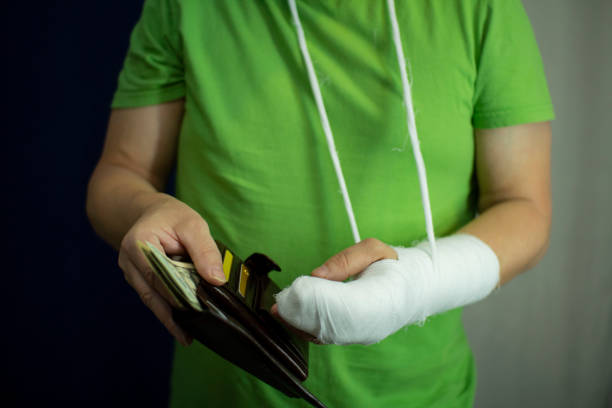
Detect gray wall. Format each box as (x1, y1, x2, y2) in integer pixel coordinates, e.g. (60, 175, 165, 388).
(463, 1, 612, 407)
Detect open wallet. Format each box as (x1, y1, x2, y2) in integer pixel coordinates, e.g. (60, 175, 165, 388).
(138, 240, 327, 408)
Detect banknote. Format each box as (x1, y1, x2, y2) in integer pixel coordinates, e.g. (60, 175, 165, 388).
(137, 241, 204, 312)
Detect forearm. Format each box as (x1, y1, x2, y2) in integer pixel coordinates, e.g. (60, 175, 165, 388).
(458, 198, 551, 286)
(276, 123, 552, 344)
(276, 190, 551, 345)
(86, 162, 172, 249)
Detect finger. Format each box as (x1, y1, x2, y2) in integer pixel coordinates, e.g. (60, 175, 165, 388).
(174, 218, 225, 285)
(121, 235, 181, 309)
(122, 257, 192, 346)
(270, 304, 321, 344)
(312, 237, 398, 281)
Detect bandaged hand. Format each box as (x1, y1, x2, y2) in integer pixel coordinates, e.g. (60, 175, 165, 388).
(274, 235, 500, 345)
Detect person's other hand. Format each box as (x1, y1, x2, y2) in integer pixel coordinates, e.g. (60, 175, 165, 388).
(118, 194, 225, 346)
(270, 238, 398, 342)
(308, 237, 398, 282)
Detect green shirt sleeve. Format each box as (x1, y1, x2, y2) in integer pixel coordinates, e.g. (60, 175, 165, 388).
(111, 0, 184, 108)
(472, 0, 555, 128)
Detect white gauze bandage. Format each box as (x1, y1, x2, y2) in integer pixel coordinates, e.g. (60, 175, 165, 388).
(275, 234, 500, 345)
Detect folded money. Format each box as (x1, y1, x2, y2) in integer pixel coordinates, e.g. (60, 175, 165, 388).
(137, 241, 203, 311)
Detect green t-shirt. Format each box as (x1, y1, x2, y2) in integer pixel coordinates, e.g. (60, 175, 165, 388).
(112, 0, 554, 406)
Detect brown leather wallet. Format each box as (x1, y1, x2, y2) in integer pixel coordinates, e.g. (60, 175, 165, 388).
(172, 241, 326, 408)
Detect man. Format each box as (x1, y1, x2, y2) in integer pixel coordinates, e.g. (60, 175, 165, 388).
(87, 0, 554, 406)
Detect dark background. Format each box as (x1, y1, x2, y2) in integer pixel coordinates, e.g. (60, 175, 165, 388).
(5, 2, 173, 406)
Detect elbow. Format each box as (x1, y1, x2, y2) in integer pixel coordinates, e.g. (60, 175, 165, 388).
(85, 184, 97, 231)
(85, 173, 100, 234)
(529, 199, 553, 268)
(85, 167, 107, 242)
(534, 227, 551, 265)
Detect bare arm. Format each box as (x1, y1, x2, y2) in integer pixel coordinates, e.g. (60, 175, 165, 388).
(302, 122, 552, 285)
(87, 101, 182, 248)
(458, 121, 552, 285)
(271, 121, 552, 343)
(86, 100, 225, 346)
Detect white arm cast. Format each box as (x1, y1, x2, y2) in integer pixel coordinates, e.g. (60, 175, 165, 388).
(275, 234, 500, 345)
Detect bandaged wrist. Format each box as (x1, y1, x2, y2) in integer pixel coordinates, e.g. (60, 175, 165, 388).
(275, 234, 500, 345)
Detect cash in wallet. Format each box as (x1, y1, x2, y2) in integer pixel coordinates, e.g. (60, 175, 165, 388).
(137, 241, 327, 408)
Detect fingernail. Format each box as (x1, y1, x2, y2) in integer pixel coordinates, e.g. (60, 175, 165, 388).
(312, 265, 329, 277)
(211, 266, 226, 283)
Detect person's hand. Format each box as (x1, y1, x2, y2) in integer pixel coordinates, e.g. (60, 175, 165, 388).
(274, 235, 500, 345)
(270, 238, 398, 342)
(118, 194, 226, 346)
(308, 237, 398, 281)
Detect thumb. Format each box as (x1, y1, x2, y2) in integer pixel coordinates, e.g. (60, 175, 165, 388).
(175, 219, 225, 285)
(312, 238, 398, 281)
